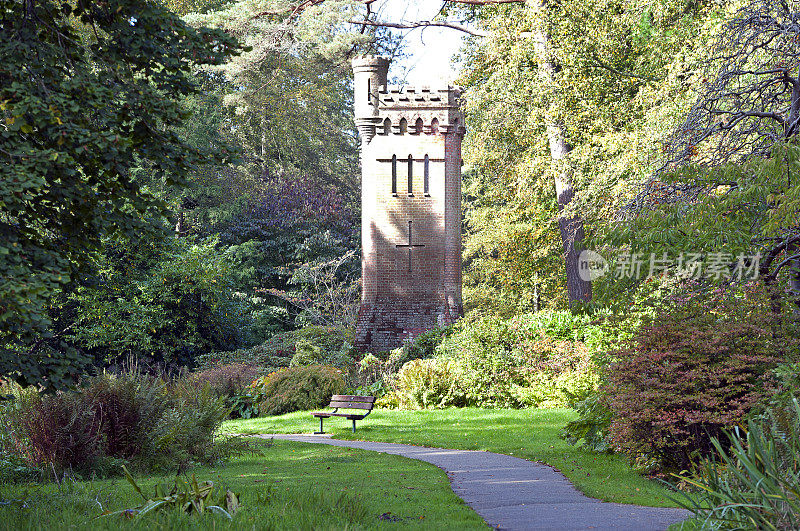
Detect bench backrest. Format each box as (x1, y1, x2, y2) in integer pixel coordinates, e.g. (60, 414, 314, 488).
(329, 395, 375, 410)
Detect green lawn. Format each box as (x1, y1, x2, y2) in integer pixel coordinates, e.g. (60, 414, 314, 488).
(0, 440, 486, 530)
(223, 407, 681, 508)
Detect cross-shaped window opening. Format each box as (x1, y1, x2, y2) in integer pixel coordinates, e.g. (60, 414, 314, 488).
(395, 220, 425, 272)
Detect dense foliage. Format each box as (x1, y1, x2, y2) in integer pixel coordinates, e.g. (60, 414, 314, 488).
(606, 286, 799, 472)
(196, 325, 355, 371)
(67, 238, 251, 368)
(0, 0, 237, 390)
(251, 365, 346, 416)
(0, 372, 248, 478)
(377, 312, 603, 410)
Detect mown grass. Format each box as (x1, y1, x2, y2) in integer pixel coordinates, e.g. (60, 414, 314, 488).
(223, 407, 682, 508)
(0, 439, 486, 530)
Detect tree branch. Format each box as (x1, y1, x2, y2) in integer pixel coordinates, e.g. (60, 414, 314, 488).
(445, 0, 523, 4)
(348, 19, 488, 37)
(586, 58, 659, 82)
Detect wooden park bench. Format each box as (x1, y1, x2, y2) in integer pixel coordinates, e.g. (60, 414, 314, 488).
(311, 395, 375, 434)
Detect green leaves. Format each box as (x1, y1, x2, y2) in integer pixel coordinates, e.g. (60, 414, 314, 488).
(0, 0, 238, 390)
(106, 466, 241, 520)
(669, 398, 800, 529)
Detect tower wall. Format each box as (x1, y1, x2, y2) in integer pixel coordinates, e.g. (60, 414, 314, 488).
(353, 56, 464, 352)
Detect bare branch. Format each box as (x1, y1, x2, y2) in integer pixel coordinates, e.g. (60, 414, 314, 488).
(348, 18, 488, 37)
(445, 0, 523, 4)
(626, 0, 800, 216)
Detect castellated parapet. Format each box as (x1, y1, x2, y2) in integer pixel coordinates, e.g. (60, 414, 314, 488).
(353, 56, 464, 353)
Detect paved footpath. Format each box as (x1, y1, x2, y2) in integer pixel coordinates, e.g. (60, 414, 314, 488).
(258, 434, 690, 531)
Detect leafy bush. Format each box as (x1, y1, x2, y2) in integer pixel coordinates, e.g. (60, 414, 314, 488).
(188, 363, 261, 419)
(673, 398, 800, 529)
(252, 365, 346, 416)
(560, 392, 613, 452)
(147, 380, 240, 471)
(197, 326, 355, 372)
(88, 373, 173, 460)
(381, 359, 465, 410)
(3, 372, 248, 477)
(605, 288, 798, 472)
(431, 314, 601, 408)
(188, 363, 261, 398)
(403, 326, 454, 361)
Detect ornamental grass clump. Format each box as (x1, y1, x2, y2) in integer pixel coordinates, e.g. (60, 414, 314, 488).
(672, 398, 800, 529)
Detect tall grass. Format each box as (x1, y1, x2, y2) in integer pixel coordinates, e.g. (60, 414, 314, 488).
(1, 371, 251, 479)
(671, 398, 800, 529)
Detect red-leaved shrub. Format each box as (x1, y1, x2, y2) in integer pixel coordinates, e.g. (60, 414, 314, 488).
(11, 391, 103, 473)
(606, 286, 799, 472)
(188, 363, 261, 397)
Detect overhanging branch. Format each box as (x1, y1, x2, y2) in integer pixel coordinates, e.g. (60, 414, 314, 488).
(348, 18, 488, 37)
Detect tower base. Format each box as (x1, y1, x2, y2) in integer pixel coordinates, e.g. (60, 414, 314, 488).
(355, 301, 463, 353)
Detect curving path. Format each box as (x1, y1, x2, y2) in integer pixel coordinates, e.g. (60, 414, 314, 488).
(256, 434, 690, 531)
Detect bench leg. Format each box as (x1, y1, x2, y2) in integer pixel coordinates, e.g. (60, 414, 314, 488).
(352, 418, 356, 433)
(315, 417, 325, 435)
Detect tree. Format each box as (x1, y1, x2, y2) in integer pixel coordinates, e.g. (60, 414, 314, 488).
(455, 0, 714, 310)
(183, 0, 397, 193)
(0, 0, 237, 390)
(626, 0, 800, 310)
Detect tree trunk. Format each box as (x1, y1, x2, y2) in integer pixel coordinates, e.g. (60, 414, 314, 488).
(526, 0, 592, 305)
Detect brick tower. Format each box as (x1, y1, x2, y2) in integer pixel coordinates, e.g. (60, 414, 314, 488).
(352, 56, 465, 352)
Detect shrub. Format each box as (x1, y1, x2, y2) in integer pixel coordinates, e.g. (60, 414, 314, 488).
(253, 365, 346, 416)
(673, 398, 800, 529)
(605, 288, 798, 472)
(188, 363, 262, 418)
(382, 359, 465, 410)
(197, 326, 355, 372)
(4, 371, 247, 477)
(188, 363, 261, 398)
(7, 390, 104, 475)
(82, 373, 168, 460)
(403, 326, 453, 361)
(560, 392, 613, 452)
(432, 314, 601, 409)
(148, 381, 238, 470)
(290, 339, 323, 367)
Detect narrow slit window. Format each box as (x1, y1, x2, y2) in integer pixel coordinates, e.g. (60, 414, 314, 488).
(367, 79, 371, 106)
(391, 155, 397, 195)
(407, 155, 413, 196)
(424, 155, 430, 196)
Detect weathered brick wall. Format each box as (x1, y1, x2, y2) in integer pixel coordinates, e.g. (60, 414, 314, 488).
(353, 57, 464, 353)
